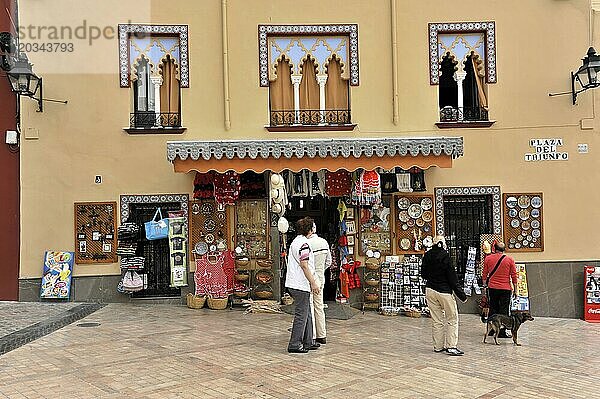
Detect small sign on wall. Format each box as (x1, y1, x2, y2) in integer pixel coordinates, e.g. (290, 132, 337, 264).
(525, 138, 568, 162)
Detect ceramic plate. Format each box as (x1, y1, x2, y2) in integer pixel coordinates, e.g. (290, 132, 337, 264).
(508, 243, 515, 249)
(527, 235, 533, 241)
(508, 209, 518, 218)
(204, 219, 216, 232)
(531, 209, 540, 218)
(402, 223, 408, 231)
(531, 196, 542, 208)
(519, 209, 530, 220)
(397, 197, 410, 210)
(400, 238, 411, 250)
(407, 219, 415, 227)
(509, 238, 516, 244)
(216, 212, 226, 221)
(416, 218, 425, 227)
(420, 197, 433, 210)
(192, 203, 200, 215)
(521, 221, 530, 230)
(506, 196, 518, 208)
(515, 242, 521, 249)
(423, 224, 431, 232)
(531, 220, 540, 229)
(407, 203, 423, 219)
(511, 219, 520, 228)
(205, 233, 215, 243)
(194, 241, 208, 255)
(398, 211, 410, 222)
(200, 202, 214, 216)
(517, 234, 524, 241)
(422, 211, 433, 222)
(530, 242, 535, 248)
(522, 239, 529, 246)
(518, 195, 530, 209)
(532, 229, 541, 238)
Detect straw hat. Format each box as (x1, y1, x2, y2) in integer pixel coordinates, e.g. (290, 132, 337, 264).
(270, 173, 288, 216)
(277, 216, 289, 233)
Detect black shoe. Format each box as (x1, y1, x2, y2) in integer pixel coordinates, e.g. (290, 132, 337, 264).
(446, 347, 464, 356)
(287, 347, 309, 354)
(315, 337, 327, 344)
(434, 348, 446, 353)
(307, 343, 321, 350)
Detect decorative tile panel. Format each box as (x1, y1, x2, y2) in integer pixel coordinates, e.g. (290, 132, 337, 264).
(434, 186, 502, 235)
(428, 21, 496, 85)
(259, 24, 359, 87)
(119, 24, 189, 88)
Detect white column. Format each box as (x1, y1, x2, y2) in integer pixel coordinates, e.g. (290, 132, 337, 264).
(150, 75, 163, 127)
(454, 71, 466, 121)
(317, 74, 328, 124)
(291, 74, 302, 124)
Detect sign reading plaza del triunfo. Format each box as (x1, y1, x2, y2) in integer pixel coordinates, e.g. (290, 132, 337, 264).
(524, 138, 568, 162)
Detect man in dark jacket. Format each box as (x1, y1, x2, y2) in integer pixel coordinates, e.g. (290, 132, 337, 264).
(421, 235, 468, 356)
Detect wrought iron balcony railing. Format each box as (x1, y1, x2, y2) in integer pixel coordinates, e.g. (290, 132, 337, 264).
(439, 106, 489, 122)
(270, 109, 351, 126)
(130, 112, 181, 128)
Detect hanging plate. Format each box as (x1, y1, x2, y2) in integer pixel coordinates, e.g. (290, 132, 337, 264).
(506, 196, 518, 208)
(400, 238, 411, 250)
(532, 229, 541, 238)
(407, 204, 423, 219)
(205, 233, 215, 243)
(531, 220, 540, 229)
(420, 197, 433, 210)
(397, 197, 410, 210)
(194, 241, 208, 255)
(531, 196, 542, 208)
(204, 219, 216, 232)
(518, 195, 530, 209)
(511, 219, 520, 228)
(192, 203, 201, 215)
(531, 209, 540, 218)
(508, 208, 518, 218)
(201, 202, 214, 216)
(407, 219, 415, 227)
(416, 218, 425, 227)
(216, 212, 226, 221)
(398, 211, 410, 222)
(422, 210, 433, 222)
(521, 221, 530, 230)
(519, 209, 530, 220)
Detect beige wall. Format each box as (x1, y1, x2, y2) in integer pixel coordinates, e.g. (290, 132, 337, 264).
(18, 0, 600, 278)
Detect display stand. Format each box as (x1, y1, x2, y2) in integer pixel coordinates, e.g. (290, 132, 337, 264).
(584, 266, 600, 322)
(362, 257, 381, 312)
(379, 256, 402, 315)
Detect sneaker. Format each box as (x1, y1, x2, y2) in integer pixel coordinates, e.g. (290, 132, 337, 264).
(434, 348, 446, 353)
(446, 347, 464, 356)
(315, 337, 327, 344)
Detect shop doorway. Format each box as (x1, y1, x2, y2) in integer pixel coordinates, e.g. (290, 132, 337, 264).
(128, 202, 182, 298)
(284, 196, 340, 301)
(443, 195, 493, 278)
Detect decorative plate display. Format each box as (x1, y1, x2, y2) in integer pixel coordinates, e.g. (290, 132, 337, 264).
(407, 204, 423, 219)
(518, 195, 530, 209)
(508, 209, 518, 218)
(531, 196, 542, 208)
(400, 238, 411, 250)
(506, 196, 518, 208)
(398, 211, 410, 222)
(531, 209, 540, 218)
(521, 221, 530, 230)
(518, 209, 530, 220)
(194, 241, 208, 255)
(204, 219, 216, 232)
(511, 219, 520, 228)
(205, 233, 215, 243)
(422, 210, 433, 222)
(420, 197, 433, 210)
(200, 202, 214, 216)
(397, 197, 410, 210)
(531, 220, 540, 229)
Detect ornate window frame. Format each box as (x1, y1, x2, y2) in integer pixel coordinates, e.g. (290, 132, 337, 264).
(434, 186, 502, 236)
(120, 194, 189, 233)
(258, 24, 359, 87)
(428, 21, 496, 85)
(119, 24, 190, 88)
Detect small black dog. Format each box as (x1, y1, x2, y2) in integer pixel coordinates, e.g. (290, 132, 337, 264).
(483, 312, 534, 346)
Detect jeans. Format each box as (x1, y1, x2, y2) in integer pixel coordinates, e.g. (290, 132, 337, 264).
(287, 288, 313, 350)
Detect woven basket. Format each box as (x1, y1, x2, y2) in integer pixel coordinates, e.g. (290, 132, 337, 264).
(255, 290, 274, 299)
(365, 293, 379, 302)
(235, 258, 250, 267)
(406, 310, 422, 318)
(234, 290, 249, 298)
(207, 296, 229, 310)
(256, 259, 273, 269)
(255, 270, 274, 284)
(186, 293, 206, 309)
(365, 261, 380, 271)
(365, 278, 380, 287)
(234, 273, 250, 282)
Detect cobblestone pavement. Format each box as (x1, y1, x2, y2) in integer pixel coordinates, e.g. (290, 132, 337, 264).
(0, 303, 599, 398)
(0, 302, 76, 337)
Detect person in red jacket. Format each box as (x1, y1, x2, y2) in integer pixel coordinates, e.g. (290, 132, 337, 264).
(482, 241, 518, 337)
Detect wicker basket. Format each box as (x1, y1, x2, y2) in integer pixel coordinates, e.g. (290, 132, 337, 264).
(186, 293, 206, 309)
(255, 290, 274, 299)
(234, 290, 249, 298)
(235, 258, 250, 267)
(406, 309, 422, 318)
(234, 272, 250, 282)
(256, 259, 273, 269)
(207, 296, 229, 310)
(365, 293, 379, 302)
(365, 260, 380, 270)
(365, 278, 380, 287)
(255, 270, 274, 284)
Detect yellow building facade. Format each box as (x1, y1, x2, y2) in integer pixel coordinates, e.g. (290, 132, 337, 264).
(15, 0, 600, 318)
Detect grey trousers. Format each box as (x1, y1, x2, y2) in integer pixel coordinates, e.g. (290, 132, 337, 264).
(288, 288, 313, 350)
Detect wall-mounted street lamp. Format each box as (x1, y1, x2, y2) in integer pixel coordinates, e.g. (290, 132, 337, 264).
(571, 47, 600, 105)
(6, 52, 43, 112)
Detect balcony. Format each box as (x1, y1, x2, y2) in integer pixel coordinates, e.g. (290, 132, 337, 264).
(125, 112, 186, 134)
(436, 106, 495, 129)
(267, 109, 356, 132)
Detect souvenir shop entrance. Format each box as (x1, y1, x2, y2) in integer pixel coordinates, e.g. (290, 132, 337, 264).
(128, 202, 182, 298)
(284, 196, 340, 301)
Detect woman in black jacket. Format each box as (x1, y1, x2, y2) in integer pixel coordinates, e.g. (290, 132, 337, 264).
(421, 236, 467, 356)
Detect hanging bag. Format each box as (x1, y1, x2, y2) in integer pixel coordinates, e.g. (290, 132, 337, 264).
(144, 208, 169, 240)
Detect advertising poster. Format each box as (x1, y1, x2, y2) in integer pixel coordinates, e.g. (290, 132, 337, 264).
(584, 266, 600, 323)
(40, 251, 74, 299)
(511, 263, 529, 311)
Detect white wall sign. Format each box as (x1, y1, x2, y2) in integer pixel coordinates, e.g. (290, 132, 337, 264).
(525, 138, 568, 162)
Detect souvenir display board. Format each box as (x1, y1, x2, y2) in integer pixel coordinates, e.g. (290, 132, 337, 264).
(511, 263, 529, 312)
(401, 255, 427, 309)
(394, 194, 435, 254)
(379, 256, 403, 313)
(235, 199, 269, 259)
(502, 193, 544, 252)
(41, 251, 74, 299)
(189, 200, 230, 257)
(358, 197, 392, 256)
(74, 202, 117, 264)
(584, 266, 600, 322)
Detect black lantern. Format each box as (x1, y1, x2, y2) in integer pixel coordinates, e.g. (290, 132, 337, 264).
(572, 47, 600, 105)
(6, 53, 42, 111)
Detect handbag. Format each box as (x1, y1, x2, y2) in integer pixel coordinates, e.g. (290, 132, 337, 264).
(144, 208, 169, 240)
(122, 270, 143, 292)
